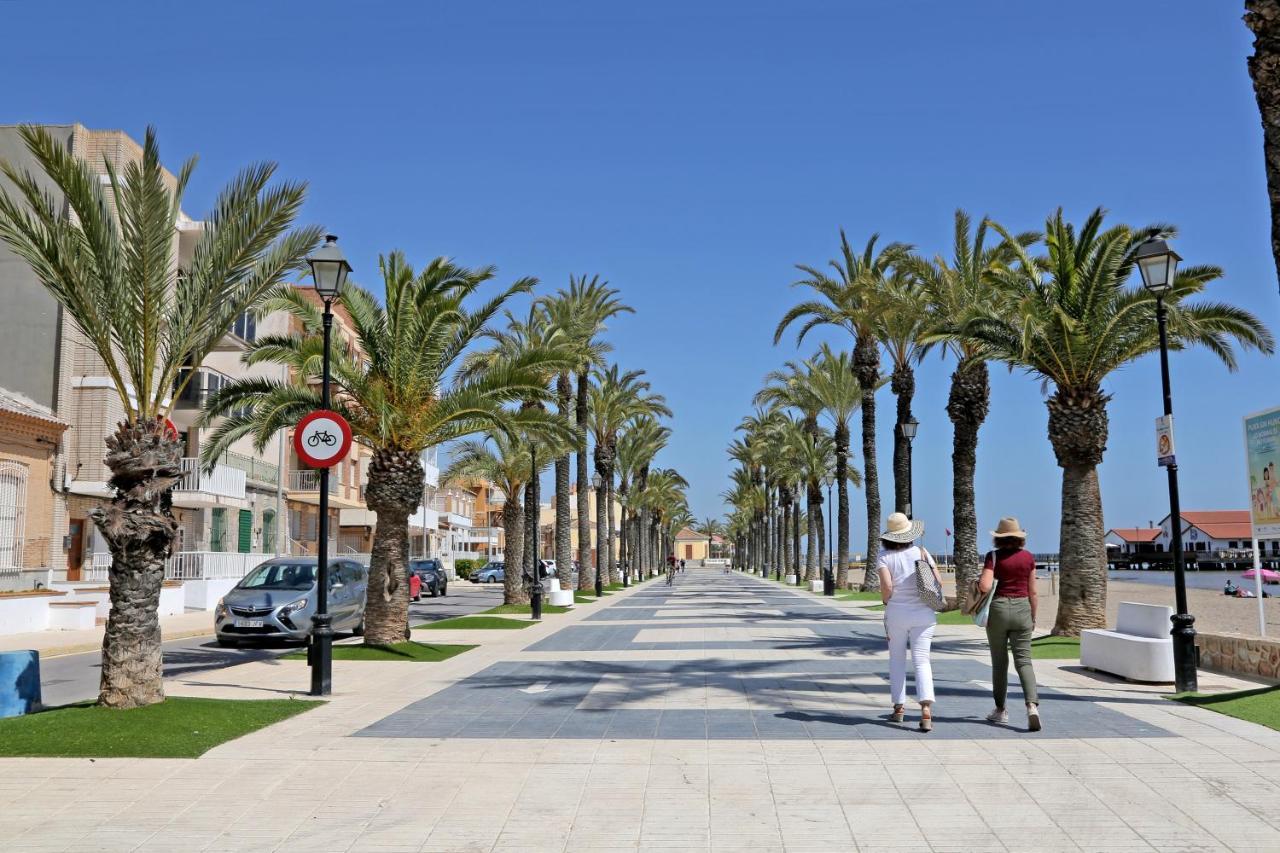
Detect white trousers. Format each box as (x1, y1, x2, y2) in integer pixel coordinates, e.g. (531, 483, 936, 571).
(885, 604, 936, 705)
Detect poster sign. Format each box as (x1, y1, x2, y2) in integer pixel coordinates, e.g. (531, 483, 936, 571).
(1155, 415, 1176, 467)
(293, 409, 352, 469)
(1245, 406, 1280, 538)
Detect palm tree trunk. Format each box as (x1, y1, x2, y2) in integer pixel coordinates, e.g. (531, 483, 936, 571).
(362, 448, 425, 646)
(806, 483, 819, 581)
(576, 370, 593, 591)
(606, 475, 618, 584)
(835, 420, 852, 589)
(891, 363, 915, 515)
(792, 494, 802, 582)
(502, 497, 527, 605)
(555, 372, 574, 590)
(594, 449, 608, 592)
(1047, 388, 1110, 635)
(855, 335, 881, 591)
(948, 357, 990, 610)
(524, 466, 541, 594)
(95, 419, 182, 708)
(619, 501, 629, 581)
(1247, 0, 1280, 290)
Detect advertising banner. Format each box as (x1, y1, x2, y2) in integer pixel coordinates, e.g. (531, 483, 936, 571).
(1244, 406, 1280, 538)
(1155, 415, 1175, 467)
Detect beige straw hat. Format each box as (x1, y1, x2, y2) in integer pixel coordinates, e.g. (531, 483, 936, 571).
(991, 517, 1028, 539)
(881, 512, 924, 544)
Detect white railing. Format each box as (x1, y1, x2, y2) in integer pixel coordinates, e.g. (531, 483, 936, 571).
(290, 470, 339, 494)
(173, 458, 246, 500)
(88, 551, 272, 582)
(459, 527, 501, 545)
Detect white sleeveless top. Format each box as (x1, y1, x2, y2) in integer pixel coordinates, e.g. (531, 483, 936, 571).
(878, 545, 932, 610)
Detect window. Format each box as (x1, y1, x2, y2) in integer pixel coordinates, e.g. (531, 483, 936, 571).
(1229, 541, 1239, 550)
(230, 311, 257, 343)
(0, 462, 28, 569)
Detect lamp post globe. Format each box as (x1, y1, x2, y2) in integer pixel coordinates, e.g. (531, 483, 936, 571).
(1134, 238, 1180, 296)
(307, 234, 352, 300)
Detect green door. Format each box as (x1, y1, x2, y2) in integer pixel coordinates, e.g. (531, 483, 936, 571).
(237, 509, 253, 553)
(262, 510, 276, 553)
(210, 508, 226, 552)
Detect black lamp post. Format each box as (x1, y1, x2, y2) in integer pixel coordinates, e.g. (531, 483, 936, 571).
(592, 473, 604, 597)
(897, 416, 919, 518)
(823, 478, 836, 596)
(529, 443, 543, 621)
(306, 234, 351, 697)
(1135, 237, 1197, 693)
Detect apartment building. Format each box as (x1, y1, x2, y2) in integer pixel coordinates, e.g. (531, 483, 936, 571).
(536, 482, 623, 565)
(0, 389, 67, 590)
(407, 447, 442, 559)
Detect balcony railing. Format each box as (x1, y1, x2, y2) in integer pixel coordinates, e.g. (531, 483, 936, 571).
(173, 458, 246, 501)
(289, 470, 340, 494)
(89, 550, 272, 581)
(219, 450, 279, 486)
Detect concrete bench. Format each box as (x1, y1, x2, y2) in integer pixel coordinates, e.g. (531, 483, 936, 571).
(47, 601, 97, 630)
(1081, 602, 1175, 683)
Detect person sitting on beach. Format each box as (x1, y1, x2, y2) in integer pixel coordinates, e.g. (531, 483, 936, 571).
(1225, 580, 1239, 596)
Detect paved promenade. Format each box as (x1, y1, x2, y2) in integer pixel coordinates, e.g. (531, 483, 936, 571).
(4, 570, 1280, 852)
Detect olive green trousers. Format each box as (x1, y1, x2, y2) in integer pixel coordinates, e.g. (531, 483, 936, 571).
(986, 596, 1039, 708)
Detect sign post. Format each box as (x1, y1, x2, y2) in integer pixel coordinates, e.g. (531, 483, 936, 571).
(1244, 407, 1280, 637)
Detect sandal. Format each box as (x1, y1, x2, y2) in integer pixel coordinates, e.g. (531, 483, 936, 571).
(919, 703, 933, 733)
(890, 704, 905, 723)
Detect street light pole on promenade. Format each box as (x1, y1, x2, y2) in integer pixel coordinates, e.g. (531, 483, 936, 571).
(529, 443, 543, 621)
(1135, 237, 1198, 694)
(592, 473, 604, 597)
(898, 416, 919, 518)
(824, 479, 835, 596)
(306, 235, 351, 697)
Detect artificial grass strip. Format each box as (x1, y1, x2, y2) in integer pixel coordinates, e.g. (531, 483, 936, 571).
(860, 605, 969, 625)
(574, 591, 611, 603)
(1030, 635, 1081, 659)
(1171, 685, 1280, 732)
(0, 697, 321, 759)
(483, 603, 571, 616)
(282, 642, 475, 662)
(837, 590, 883, 602)
(416, 616, 531, 630)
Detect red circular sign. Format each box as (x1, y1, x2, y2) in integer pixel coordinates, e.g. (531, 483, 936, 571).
(293, 410, 353, 469)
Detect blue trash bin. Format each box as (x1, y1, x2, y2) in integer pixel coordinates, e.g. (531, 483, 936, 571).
(0, 650, 41, 718)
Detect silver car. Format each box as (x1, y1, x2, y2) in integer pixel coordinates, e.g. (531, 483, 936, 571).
(214, 557, 367, 646)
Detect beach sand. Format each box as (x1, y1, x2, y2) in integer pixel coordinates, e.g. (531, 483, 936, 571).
(1036, 579, 1280, 636)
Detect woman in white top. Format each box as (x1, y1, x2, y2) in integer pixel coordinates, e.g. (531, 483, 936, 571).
(877, 512, 943, 732)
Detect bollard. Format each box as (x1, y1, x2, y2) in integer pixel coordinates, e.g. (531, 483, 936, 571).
(0, 650, 41, 718)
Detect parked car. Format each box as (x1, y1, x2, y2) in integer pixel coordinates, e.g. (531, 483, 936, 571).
(409, 558, 448, 597)
(215, 557, 367, 646)
(471, 562, 505, 583)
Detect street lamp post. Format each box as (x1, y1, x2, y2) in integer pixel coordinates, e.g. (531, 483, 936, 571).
(823, 479, 835, 596)
(306, 234, 351, 697)
(592, 473, 604, 597)
(529, 443, 543, 621)
(898, 416, 919, 518)
(1135, 237, 1197, 693)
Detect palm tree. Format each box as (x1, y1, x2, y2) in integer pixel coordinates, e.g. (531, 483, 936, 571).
(546, 276, 633, 592)
(1247, 2, 1280, 290)
(443, 431, 536, 605)
(695, 517, 724, 562)
(756, 362, 825, 580)
(203, 252, 570, 645)
(616, 415, 670, 581)
(777, 232, 910, 591)
(805, 345, 863, 588)
(874, 270, 930, 515)
(965, 208, 1274, 635)
(782, 418, 834, 580)
(589, 365, 670, 586)
(0, 125, 320, 708)
(914, 210, 1037, 608)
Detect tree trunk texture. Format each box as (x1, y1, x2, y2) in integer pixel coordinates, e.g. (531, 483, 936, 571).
(948, 357, 990, 610)
(502, 497, 527, 605)
(362, 448, 425, 646)
(791, 495, 802, 582)
(1047, 387, 1111, 635)
(835, 420, 851, 589)
(576, 371, 593, 591)
(594, 446, 609, 591)
(855, 335, 882, 591)
(890, 363, 915, 515)
(805, 480, 820, 581)
(95, 418, 182, 708)
(524, 470, 541, 594)
(606, 475, 619, 585)
(1246, 0, 1280, 290)
(555, 372, 574, 590)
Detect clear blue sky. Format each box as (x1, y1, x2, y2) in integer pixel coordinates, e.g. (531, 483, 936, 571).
(4, 1, 1277, 552)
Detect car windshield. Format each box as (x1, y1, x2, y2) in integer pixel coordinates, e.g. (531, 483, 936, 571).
(238, 562, 316, 590)
(484, 563, 503, 571)
(412, 561, 440, 573)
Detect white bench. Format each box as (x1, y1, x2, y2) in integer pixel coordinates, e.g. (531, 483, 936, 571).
(1081, 602, 1175, 683)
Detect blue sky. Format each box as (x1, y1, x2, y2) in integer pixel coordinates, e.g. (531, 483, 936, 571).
(4, 1, 1277, 552)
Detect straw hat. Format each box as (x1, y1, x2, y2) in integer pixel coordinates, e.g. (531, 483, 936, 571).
(881, 512, 924, 544)
(991, 517, 1028, 539)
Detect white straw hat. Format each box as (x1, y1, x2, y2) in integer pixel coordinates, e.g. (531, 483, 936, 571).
(881, 512, 924, 544)
(991, 517, 1028, 539)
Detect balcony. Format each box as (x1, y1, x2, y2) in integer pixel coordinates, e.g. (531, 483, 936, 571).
(287, 469, 363, 508)
(171, 367, 234, 428)
(458, 526, 501, 546)
(172, 458, 246, 507)
(89, 550, 271, 582)
(219, 450, 279, 487)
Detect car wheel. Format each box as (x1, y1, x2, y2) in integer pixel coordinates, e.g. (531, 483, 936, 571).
(353, 620, 364, 636)
(441, 583, 447, 597)
(488, 576, 498, 584)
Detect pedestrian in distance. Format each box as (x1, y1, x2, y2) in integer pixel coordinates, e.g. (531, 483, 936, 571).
(979, 517, 1042, 731)
(877, 512, 943, 732)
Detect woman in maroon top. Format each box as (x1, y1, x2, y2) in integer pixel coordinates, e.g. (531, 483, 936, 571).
(977, 517, 1041, 731)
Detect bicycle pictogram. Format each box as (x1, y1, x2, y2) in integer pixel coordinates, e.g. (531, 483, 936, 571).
(307, 429, 338, 448)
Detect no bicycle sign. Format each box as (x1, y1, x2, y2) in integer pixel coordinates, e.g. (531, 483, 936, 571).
(293, 410, 352, 469)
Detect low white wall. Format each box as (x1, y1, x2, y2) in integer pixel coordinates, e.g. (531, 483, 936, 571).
(0, 596, 51, 634)
(158, 585, 184, 617)
(184, 578, 240, 611)
(48, 604, 96, 630)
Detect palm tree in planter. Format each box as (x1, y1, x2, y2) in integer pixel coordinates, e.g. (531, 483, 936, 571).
(695, 517, 724, 564)
(544, 277, 633, 592)
(913, 210, 1037, 608)
(777, 233, 910, 590)
(0, 125, 320, 708)
(965, 208, 1274, 635)
(202, 251, 569, 645)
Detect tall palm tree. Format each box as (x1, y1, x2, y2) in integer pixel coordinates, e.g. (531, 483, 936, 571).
(546, 276, 632, 592)
(806, 345, 863, 588)
(203, 252, 570, 645)
(756, 362, 825, 580)
(966, 208, 1274, 634)
(0, 125, 320, 708)
(617, 415, 670, 580)
(914, 210, 1037, 607)
(777, 232, 910, 591)
(782, 417, 835, 580)
(695, 517, 724, 562)
(589, 365, 670, 586)
(874, 270, 930, 515)
(1247, 1, 1280, 291)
